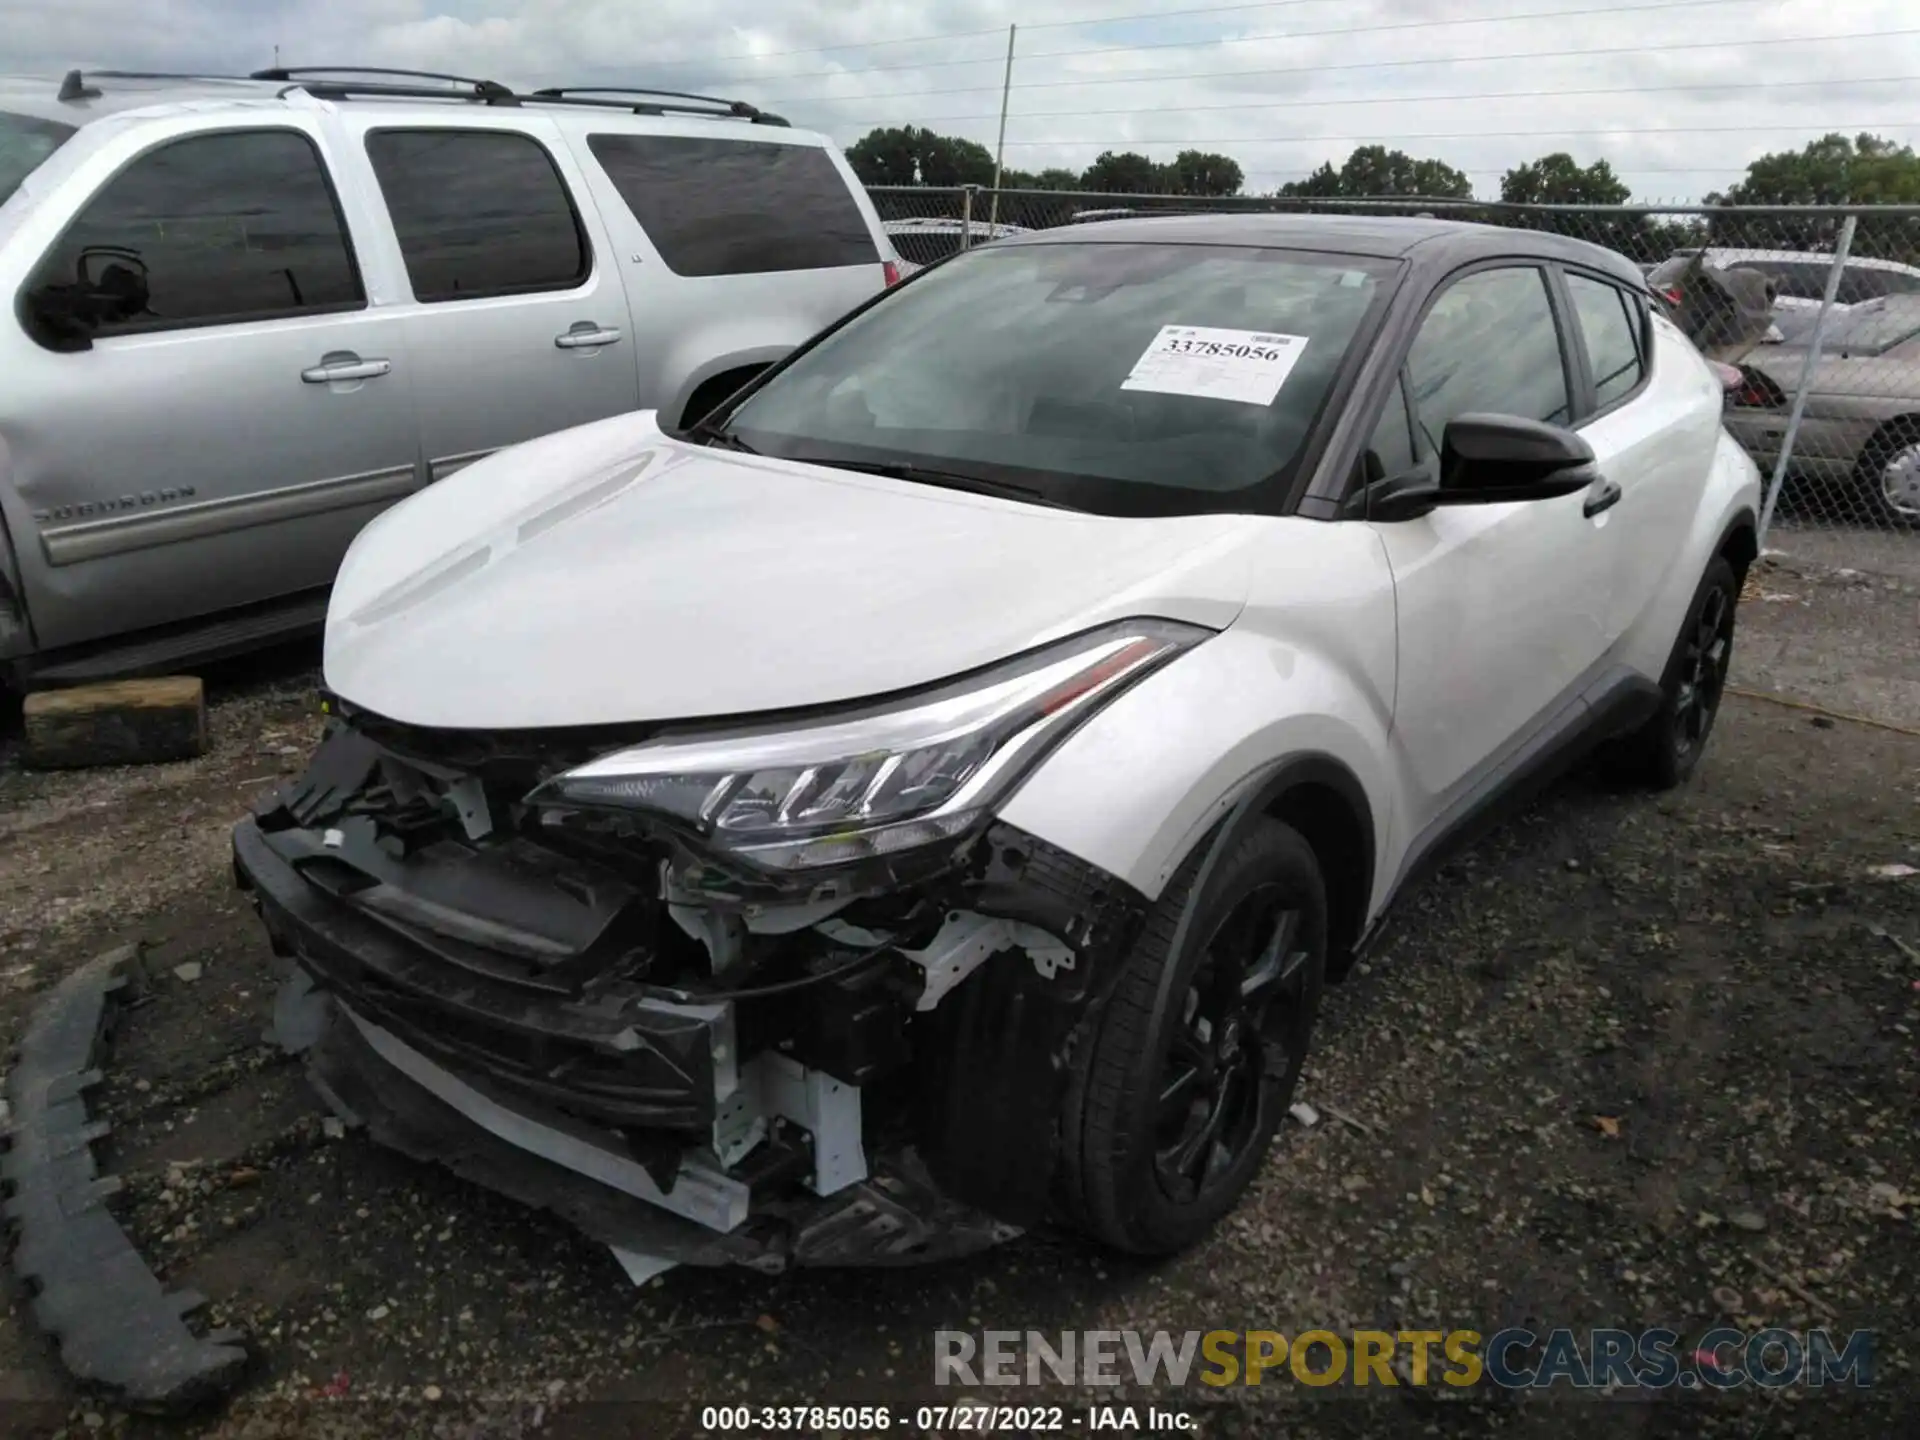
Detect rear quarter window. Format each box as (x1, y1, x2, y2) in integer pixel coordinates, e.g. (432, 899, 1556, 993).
(586, 134, 878, 277)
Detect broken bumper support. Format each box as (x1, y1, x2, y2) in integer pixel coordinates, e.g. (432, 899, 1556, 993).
(1, 947, 249, 1409)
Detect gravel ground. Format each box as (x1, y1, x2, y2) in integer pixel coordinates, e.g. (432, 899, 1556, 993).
(0, 560, 1915, 1439)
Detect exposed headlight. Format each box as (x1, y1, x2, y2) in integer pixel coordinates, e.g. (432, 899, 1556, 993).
(528, 619, 1210, 871)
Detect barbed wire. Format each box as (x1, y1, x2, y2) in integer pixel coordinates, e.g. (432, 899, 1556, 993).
(753, 26, 1919, 105)
(844, 74, 1912, 129)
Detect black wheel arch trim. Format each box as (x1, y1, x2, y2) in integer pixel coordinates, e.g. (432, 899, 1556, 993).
(1163, 753, 1376, 979)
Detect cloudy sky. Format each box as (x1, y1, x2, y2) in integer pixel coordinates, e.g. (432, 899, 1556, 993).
(5, 0, 1916, 198)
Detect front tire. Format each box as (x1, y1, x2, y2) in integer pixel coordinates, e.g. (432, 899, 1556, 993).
(1854, 421, 1920, 529)
(1609, 554, 1739, 790)
(1059, 818, 1327, 1255)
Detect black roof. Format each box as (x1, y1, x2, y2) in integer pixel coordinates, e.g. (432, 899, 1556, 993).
(1007, 212, 1645, 289)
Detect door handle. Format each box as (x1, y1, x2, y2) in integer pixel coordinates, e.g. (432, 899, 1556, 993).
(1583, 478, 1622, 518)
(554, 324, 623, 350)
(302, 356, 390, 383)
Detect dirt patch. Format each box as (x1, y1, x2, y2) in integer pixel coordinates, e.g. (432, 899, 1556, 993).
(0, 580, 1915, 1437)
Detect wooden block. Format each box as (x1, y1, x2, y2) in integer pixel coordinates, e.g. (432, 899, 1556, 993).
(23, 676, 208, 770)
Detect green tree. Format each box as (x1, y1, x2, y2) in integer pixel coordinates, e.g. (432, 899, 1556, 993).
(1500, 152, 1629, 206)
(845, 126, 996, 187)
(1080, 150, 1162, 194)
(1166, 149, 1244, 197)
(1280, 146, 1473, 199)
(1030, 167, 1081, 192)
(1707, 133, 1920, 260)
(1710, 132, 1920, 206)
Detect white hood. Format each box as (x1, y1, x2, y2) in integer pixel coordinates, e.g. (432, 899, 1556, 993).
(323, 412, 1257, 729)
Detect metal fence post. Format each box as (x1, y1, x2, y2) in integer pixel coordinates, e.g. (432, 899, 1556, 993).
(1757, 214, 1856, 548)
(960, 185, 977, 249)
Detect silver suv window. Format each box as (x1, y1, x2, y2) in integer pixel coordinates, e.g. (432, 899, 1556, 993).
(1, 110, 75, 205)
(586, 134, 877, 277)
(366, 129, 589, 302)
(25, 128, 363, 342)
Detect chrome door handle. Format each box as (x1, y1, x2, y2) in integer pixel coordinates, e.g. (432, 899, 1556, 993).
(555, 325, 623, 350)
(302, 357, 391, 383)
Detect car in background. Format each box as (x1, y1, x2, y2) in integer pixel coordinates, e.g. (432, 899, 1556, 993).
(0, 68, 897, 686)
(235, 213, 1759, 1276)
(1723, 293, 1920, 526)
(882, 216, 1027, 275)
(1665, 246, 1920, 312)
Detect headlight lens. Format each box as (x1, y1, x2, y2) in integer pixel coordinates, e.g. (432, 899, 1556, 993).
(528, 619, 1209, 871)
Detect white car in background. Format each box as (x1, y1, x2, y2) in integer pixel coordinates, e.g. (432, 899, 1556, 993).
(1665, 246, 1920, 313)
(237, 214, 1759, 1277)
(882, 216, 1028, 274)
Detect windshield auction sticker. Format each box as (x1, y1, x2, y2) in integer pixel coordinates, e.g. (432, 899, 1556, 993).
(1120, 325, 1310, 406)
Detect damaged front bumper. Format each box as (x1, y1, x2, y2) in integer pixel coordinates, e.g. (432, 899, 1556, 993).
(232, 715, 1147, 1273)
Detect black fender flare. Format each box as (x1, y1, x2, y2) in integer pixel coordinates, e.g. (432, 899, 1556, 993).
(1163, 753, 1377, 974)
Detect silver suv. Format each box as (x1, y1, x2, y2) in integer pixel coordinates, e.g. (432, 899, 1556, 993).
(0, 68, 898, 684)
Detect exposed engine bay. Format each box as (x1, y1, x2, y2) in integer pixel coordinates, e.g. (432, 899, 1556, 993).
(232, 696, 1150, 1277)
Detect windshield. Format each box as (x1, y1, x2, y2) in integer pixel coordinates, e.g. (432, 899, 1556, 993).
(721, 241, 1396, 515)
(0, 111, 76, 206)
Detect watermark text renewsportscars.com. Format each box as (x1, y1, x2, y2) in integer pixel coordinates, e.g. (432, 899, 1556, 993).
(934, 1327, 1874, 1391)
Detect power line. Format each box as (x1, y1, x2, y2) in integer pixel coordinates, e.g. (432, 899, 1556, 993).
(773, 26, 1918, 105)
(996, 122, 1920, 147)
(728, 0, 1786, 90)
(640, 0, 1347, 70)
(846, 73, 1913, 127)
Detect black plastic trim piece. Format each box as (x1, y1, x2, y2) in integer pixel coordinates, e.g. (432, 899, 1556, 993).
(2, 947, 249, 1409)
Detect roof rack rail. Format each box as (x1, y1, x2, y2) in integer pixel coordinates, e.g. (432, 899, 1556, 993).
(60, 68, 264, 101)
(250, 66, 518, 103)
(528, 86, 789, 127)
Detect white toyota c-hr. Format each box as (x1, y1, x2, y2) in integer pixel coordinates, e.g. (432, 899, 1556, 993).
(235, 215, 1760, 1278)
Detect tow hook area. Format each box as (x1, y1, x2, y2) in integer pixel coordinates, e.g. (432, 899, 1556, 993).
(2, 946, 250, 1410)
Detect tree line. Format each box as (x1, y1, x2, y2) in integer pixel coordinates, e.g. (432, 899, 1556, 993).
(847, 126, 1920, 208)
(849, 127, 1920, 262)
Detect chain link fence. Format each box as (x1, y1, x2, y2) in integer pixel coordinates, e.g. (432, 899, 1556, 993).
(868, 185, 1920, 581)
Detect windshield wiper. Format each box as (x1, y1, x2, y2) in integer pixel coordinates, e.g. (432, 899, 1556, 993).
(693, 426, 758, 454)
(794, 457, 1078, 511)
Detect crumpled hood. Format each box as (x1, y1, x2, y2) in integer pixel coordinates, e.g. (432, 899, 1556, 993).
(324, 412, 1257, 729)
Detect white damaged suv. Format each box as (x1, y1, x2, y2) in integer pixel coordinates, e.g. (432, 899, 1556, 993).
(235, 215, 1760, 1276)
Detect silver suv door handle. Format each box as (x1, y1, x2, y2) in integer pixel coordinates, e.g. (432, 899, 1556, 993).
(302, 356, 391, 383)
(555, 325, 623, 350)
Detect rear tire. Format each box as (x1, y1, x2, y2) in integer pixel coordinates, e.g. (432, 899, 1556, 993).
(1058, 818, 1327, 1255)
(1608, 555, 1739, 790)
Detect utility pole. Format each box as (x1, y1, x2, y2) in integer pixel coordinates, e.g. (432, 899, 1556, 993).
(273, 44, 281, 69)
(989, 24, 1015, 228)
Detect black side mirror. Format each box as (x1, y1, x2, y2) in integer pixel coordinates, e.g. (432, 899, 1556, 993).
(21, 247, 152, 353)
(1437, 413, 1597, 504)
(1349, 412, 1595, 522)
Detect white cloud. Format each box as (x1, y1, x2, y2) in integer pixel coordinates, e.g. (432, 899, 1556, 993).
(3, 0, 1916, 198)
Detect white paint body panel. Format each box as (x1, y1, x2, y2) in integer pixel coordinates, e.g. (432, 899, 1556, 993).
(324, 414, 1255, 727)
(323, 299, 1758, 927)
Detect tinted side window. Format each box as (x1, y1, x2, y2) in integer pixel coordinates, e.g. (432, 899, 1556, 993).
(587, 134, 878, 277)
(367, 130, 588, 302)
(1566, 273, 1644, 409)
(29, 129, 361, 336)
(1406, 267, 1570, 453)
